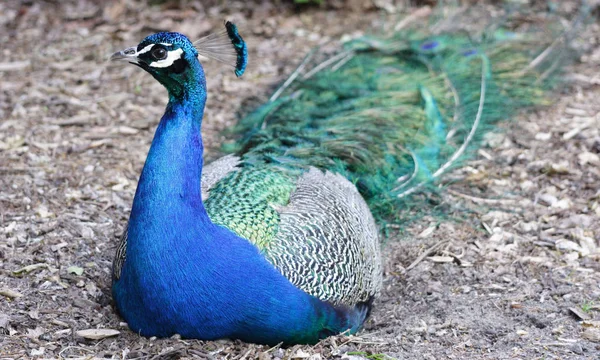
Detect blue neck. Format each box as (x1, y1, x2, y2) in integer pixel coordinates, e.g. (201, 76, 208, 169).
(134, 60, 207, 215)
(114, 57, 366, 345)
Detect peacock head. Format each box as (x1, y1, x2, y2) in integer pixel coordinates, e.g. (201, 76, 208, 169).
(111, 32, 200, 91)
(111, 22, 247, 97)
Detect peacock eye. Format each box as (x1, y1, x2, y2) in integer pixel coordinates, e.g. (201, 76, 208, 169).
(151, 47, 168, 60)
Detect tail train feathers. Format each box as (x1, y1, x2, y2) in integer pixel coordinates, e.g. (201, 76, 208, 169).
(223, 4, 586, 223)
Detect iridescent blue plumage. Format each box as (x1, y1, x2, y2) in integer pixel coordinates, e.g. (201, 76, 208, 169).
(110, 29, 372, 345)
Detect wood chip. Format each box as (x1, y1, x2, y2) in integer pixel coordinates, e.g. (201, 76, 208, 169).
(417, 225, 436, 238)
(75, 328, 120, 340)
(428, 255, 454, 263)
(53, 114, 97, 126)
(292, 349, 311, 359)
(581, 328, 600, 343)
(582, 320, 600, 328)
(564, 107, 588, 116)
(0, 289, 23, 299)
(569, 307, 591, 321)
(0, 60, 31, 72)
(12, 263, 49, 275)
(51, 319, 70, 328)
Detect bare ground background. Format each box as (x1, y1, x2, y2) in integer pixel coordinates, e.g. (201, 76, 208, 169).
(1, 0, 600, 359)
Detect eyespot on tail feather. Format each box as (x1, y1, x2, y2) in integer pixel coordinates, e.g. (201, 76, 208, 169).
(225, 21, 248, 77)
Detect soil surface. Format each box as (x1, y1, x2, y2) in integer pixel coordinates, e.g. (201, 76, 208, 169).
(1, 1, 600, 359)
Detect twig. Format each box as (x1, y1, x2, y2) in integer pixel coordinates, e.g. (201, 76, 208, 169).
(0, 60, 31, 72)
(446, 188, 518, 205)
(58, 346, 94, 358)
(238, 346, 254, 360)
(524, 37, 563, 72)
(406, 240, 450, 271)
(394, 6, 432, 31)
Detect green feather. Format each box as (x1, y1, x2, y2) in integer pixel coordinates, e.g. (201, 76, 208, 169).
(219, 5, 584, 224)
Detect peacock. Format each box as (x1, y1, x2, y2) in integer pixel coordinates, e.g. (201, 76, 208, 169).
(108, 5, 583, 345)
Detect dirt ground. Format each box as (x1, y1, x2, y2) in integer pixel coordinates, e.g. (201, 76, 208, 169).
(1, 0, 600, 359)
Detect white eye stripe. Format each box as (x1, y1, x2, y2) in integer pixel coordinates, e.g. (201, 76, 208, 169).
(148, 48, 184, 68)
(137, 44, 155, 55)
(159, 42, 172, 46)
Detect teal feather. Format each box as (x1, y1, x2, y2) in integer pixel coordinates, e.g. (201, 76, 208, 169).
(222, 7, 581, 222)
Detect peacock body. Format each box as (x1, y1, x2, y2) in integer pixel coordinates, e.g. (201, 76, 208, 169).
(109, 7, 580, 345)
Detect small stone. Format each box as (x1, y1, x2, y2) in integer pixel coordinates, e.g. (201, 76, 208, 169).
(516, 329, 528, 336)
(0, 313, 9, 328)
(556, 239, 583, 253)
(30, 348, 45, 357)
(520, 180, 535, 191)
(418, 225, 436, 238)
(578, 152, 600, 166)
(563, 252, 579, 262)
(519, 221, 539, 233)
(79, 225, 94, 239)
(483, 132, 505, 148)
(539, 193, 558, 206)
(292, 349, 311, 359)
(550, 162, 570, 174)
(36, 205, 54, 219)
(67, 266, 84, 276)
(553, 198, 572, 210)
(258, 352, 273, 360)
(535, 132, 552, 141)
(559, 215, 593, 229)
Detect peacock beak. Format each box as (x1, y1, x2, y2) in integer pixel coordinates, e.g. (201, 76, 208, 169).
(110, 47, 139, 64)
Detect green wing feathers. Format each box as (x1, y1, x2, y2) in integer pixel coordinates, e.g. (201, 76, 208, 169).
(204, 166, 295, 250)
(222, 6, 580, 223)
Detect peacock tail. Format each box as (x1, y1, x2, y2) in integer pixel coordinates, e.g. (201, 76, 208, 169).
(216, 5, 583, 225)
(110, 4, 587, 345)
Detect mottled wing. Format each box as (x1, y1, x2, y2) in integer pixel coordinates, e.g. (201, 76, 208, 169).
(112, 228, 128, 281)
(204, 162, 382, 307)
(266, 168, 382, 306)
(201, 154, 242, 201)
